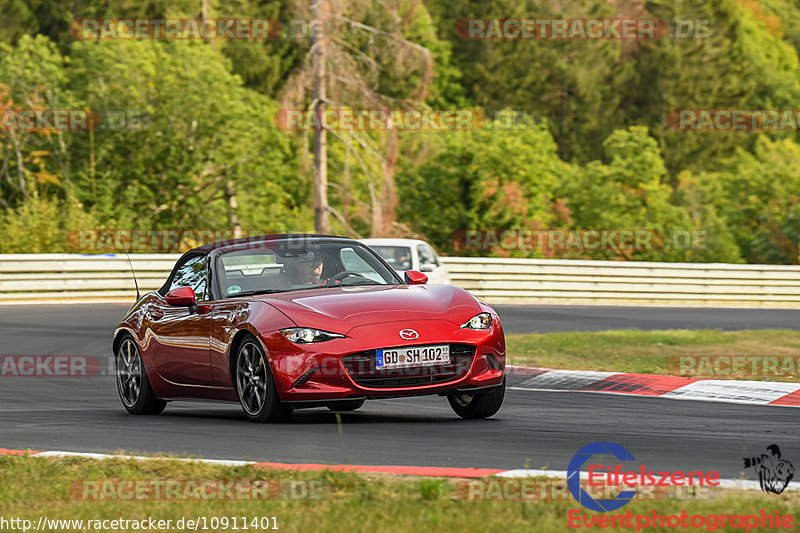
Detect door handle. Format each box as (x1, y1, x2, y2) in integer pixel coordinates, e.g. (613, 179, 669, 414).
(150, 308, 164, 320)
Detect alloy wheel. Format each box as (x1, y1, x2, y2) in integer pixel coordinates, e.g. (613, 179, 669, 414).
(117, 339, 142, 407)
(236, 341, 269, 416)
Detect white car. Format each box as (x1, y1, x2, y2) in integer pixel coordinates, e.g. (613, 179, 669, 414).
(359, 238, 451, 284)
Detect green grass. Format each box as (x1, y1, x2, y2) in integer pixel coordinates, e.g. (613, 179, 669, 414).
(0, 455, 797, 533)
(505, 329, 800, 381)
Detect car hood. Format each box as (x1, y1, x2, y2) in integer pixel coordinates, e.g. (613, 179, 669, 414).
(256, 284, 481, 334)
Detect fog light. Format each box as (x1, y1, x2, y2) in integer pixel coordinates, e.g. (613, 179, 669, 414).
(293, 368, 317, 388)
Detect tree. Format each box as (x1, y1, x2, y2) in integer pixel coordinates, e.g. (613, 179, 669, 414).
(65, 39, 300, 231)
(561, 127, 709, 261)
(427, 0, 637, 163)
(0, 35, 74, 208)
(281, 0, 437, 235)
(717, 137, 800, 264)
(397, 116, 567, 254)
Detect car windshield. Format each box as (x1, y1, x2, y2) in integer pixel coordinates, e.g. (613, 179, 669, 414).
(370, 245, 413, 271)
(217, 241, 401, 297)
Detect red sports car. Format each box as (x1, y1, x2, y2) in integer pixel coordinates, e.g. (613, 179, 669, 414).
(114, 234, 505, 422)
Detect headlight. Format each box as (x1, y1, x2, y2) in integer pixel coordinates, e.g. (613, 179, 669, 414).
(461, 312, 493, 330)
(281, 328, 345, 343)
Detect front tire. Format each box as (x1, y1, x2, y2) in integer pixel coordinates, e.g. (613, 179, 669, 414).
(447, 377, 505, 419)
(115, 334, 166, 415)
(235, 337, 293, 423)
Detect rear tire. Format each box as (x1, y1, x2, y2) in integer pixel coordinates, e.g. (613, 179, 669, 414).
(447, 377, 505, 419)
(235, 336, 293, 423)
(327, 399, 365, 412)
(115, 334, 167, 415)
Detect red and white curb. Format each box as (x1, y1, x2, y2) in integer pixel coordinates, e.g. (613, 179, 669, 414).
(507, 366, 800, 407)
(2, 449, 798, 492)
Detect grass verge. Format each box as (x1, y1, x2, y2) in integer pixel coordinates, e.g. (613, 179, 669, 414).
(0, 455, 797, 533)
(505, 329, 800, 381)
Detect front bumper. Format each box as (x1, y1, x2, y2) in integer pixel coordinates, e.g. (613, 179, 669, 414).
(261, 318, 506, 401)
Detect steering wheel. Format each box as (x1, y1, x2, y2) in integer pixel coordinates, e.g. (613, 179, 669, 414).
(327, 271, 368, 284)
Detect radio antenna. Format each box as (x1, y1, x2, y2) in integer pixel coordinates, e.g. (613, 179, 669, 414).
(119, 231, 140, 301)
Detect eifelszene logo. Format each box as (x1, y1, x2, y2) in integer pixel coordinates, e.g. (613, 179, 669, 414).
(744, 444, 795, 495)
(567, 441, 720, 512)
(568, 442, 637, 512)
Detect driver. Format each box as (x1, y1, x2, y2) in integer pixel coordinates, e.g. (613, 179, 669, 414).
(296, 251, 325, 285)
(280, 251, 334, 287)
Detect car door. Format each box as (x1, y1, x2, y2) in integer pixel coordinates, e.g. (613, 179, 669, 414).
(147, 254, 213, 386)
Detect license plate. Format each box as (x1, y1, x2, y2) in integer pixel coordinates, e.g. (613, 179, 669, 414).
(376, 344, 450, 370)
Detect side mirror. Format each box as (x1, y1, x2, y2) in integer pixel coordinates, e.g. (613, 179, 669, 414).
(165, 287, 196, 307)
(405, 270, 428, 285)
(419, 263, 436, 273)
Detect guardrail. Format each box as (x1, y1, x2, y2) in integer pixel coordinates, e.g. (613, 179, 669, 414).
(2, 254, 800, 307)
(445, 257, 800, 307)
(0, 254, 180, 300)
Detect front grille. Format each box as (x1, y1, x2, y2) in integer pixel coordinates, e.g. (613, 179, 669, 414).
(341, 343, 476, 388)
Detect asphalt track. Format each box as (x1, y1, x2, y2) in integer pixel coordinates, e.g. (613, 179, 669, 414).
(0, 303, 798, 477)
(493, 304, 800, 333)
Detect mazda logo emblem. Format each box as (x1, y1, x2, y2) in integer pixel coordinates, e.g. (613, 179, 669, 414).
(399, 329, 419, 340)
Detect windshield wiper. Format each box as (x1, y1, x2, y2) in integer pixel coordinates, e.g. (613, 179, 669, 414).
(320, 281, 384, 288)
(232, 289, 286, 297)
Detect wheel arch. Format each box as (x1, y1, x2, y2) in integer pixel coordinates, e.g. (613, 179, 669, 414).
(228, 329, 250, 386)
(113, 327, 136, 355)
(228, 326, 284, 397)
(228, 327, 267, 388)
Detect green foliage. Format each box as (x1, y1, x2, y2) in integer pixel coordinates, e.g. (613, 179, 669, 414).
(217, 0, 305, 99)
(417, 478, 447, 500)
(2, 1, 800, 264)
(506, 328, 800, 380)
(672, 170, 743, 263)
(396, 117, 568, 254)
(618, 0, 756, 174)
(717, 137, 800, 263)
(0, 34, 68, 97)
(3, 454, 798, 533)
(0, 191, 97, 252)
(0, 35, 76, 207)
(560, 127, 692, 261)
(65, 39, 300, 230)
(430, 0, 636, 163)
